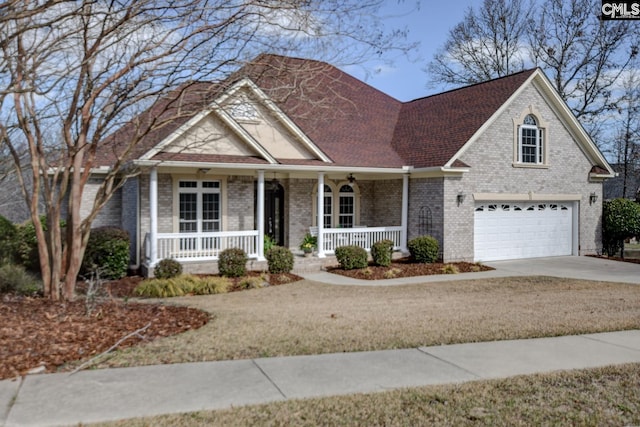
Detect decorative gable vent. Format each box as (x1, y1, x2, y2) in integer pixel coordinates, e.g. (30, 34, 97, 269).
(227, 96, 259, 121)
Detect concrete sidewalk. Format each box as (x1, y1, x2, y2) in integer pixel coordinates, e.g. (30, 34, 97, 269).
(2, 330, 640, 426)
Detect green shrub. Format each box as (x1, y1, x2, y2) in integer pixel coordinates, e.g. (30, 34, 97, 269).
(0, 263, 42, 295)
(81, 227, 130, 280)
(335, 245, 368, 270)
(603, 198, 640, 257)
(154, 258, 183, 279)
(266, 246, 294, 273)
(218, 248, 247, 278)
(371, 239, 394, 267)
(15, 216, 67, 272)
(0, 216, 17, 264)
(15, 219, 42, 272)
(408, 235, 439, 263)
(264, 235, 276, 252)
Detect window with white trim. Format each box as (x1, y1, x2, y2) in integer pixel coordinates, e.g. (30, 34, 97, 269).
(312, 181, 360, 227)
(178, 180, 221, 233)
(322, 185, 332, 228)
(518, 114, 544, 164)
(338, 185, 355, 228)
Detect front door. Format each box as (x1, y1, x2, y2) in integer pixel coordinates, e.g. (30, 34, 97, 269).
(263, 182, 285, 246)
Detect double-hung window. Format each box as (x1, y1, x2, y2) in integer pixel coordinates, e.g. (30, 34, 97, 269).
(338, 185, 355, 228)
(178, 180, 221, 234)
(518, 114, 544, 165)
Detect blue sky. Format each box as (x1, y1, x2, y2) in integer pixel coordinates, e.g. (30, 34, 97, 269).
(343, 0, 478, 101)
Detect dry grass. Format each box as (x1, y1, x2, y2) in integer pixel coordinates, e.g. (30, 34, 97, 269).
(96, 363, 640, 426)
(93, 276, 640, 369)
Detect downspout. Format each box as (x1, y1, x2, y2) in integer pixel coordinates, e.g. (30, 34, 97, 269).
(317, 172, 325, 258)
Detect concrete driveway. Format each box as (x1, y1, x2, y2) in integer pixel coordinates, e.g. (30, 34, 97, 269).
(486, 256, 640, 284)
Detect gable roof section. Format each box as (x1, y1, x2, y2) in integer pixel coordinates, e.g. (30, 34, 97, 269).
(241, 54, 406, 168)
(95, 81, 221, 168)
(391, 69, 536, 169)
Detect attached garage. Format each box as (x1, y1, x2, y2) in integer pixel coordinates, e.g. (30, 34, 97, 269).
(474, 202, 576, 262)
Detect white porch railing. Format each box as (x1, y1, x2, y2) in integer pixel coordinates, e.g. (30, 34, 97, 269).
(320, 226, 402, 254)
(145, 230, 259, 263)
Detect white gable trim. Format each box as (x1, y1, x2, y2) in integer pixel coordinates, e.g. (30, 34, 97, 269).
(445, 69, 615, 177)
(139, 104, 277, 164)
(141, 77, 333, 165)
(218, 78, 332, 163)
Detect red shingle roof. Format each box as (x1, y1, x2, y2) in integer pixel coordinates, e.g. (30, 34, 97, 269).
(96, 55, 537, 170)
(391, 69, 536, 168)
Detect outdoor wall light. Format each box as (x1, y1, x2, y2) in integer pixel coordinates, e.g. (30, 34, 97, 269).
(457, 192, 465, 206)
(347, 173, 356, 187)
(589, 192, 598, 205)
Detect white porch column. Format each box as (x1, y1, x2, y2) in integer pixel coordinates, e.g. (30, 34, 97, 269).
(317, 172, 326, 258)
(400, 173, 409, 253)
(257, 170, 266, 260)
(149, 167, 158, 266)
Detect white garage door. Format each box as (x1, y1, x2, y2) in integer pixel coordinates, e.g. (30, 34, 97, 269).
(474, 202, 574, 262)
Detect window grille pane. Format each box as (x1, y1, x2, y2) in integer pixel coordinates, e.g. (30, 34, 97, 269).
(521, 127, 538, 163)
(339, 195, 354, 228)
(179, 181, 197, 188)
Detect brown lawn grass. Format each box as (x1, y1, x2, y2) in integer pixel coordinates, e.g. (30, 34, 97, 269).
(93, 276, 640, 369)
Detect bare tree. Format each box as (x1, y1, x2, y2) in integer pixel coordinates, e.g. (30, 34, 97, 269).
(611, 72, 640, 199)
(0, 0, 410, 300)
(427, 0, 639, 152)
(528, 0, 639, 132)
(427, 0, 532, 86)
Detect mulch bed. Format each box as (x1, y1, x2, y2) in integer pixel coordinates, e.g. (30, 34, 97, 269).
(327, 258, 494, 280)
(1, 271, 303, 380)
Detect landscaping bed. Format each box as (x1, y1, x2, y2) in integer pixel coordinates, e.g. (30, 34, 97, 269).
(327, 257, 493, 280)
(1, 271, 302, 380)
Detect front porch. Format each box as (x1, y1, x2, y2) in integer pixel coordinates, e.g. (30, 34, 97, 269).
(144, 226, 403, 265)
(141, 167, 410, 275)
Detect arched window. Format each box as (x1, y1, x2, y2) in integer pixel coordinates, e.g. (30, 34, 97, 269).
(518, 114, 544, 164)
(312, 181, 360, 227)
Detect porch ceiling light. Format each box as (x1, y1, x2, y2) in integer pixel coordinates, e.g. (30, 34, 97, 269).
(457, 191, 465, 206)
(198, 168, 210, 174)
(589, 192, 598, 205)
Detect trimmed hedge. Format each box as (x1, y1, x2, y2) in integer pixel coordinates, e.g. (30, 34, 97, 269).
(266, 246, 294, 274)
(407, 235, 439, 263)
(371, 239, 394, 267)
(0, 215, 17, 264)
(218, 248, 248, 278)
(81, 227, 130, 279)
(154, 258, 183, 279)
(335, 245, 368, 270)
